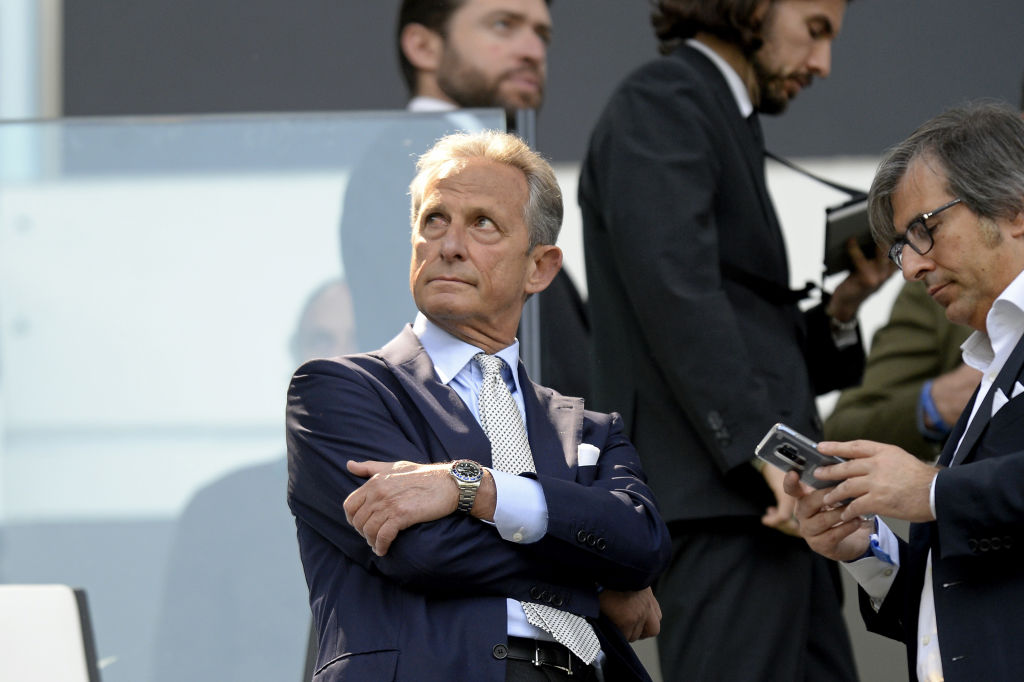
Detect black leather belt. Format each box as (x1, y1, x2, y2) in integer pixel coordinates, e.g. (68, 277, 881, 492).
(503, 636, 588, 676)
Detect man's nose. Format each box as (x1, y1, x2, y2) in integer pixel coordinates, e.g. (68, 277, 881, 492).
(516, 29, 547, 65)
(900, 247, 932, 282)
(439, 223, 468, 260)
(808, 41, 832, 78)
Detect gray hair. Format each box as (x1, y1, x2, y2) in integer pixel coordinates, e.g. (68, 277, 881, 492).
(409, 130, 563, 249)
(869, 100, 1024, 245)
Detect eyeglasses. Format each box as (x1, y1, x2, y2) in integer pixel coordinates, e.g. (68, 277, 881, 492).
(887, 198, 962, 269)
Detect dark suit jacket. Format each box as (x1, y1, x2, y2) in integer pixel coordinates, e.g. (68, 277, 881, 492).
(860, 329, 1024, 681)
(286, 327, 671, 681)
(579, 44, 864, 523)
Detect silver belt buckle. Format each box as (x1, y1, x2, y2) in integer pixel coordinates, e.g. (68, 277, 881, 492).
(533, 642, 573, 676)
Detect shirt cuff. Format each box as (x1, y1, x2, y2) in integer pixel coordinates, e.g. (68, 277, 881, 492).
(489, 468, 548, 544)
(842, 518, 899, 611)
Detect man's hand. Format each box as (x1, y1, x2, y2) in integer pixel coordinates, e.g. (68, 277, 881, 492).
(782, 471, 872, 562)
(827, 239, 896, 322)
(760, 463, 800, 537)
(929, 363, 982, 427)
(599, 587, 661, 642)
(814, 440, 939, 523)
(343, 460, 494, 557)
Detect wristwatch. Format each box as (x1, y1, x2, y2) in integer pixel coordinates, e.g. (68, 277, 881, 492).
(449, 460, 483, 513)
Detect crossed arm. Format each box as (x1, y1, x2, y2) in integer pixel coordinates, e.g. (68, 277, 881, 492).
(287, 359, 669, 638)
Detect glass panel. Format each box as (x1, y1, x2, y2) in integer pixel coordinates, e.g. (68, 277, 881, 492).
(0, 108, 505, 682)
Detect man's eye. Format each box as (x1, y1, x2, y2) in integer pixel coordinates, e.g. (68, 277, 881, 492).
(421, 213, 448, 233)
(475, 216, 497, 229)
(808, 22, 831, 40)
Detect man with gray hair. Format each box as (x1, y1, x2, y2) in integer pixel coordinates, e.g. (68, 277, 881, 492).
(289, 130, 671, 682)
(787, 101, 1024, 682)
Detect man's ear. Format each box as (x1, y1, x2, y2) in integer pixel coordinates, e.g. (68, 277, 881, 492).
(524, 245, 562, 296)
(1008, 210, 1024, 238)
(401, 23, 443, 73)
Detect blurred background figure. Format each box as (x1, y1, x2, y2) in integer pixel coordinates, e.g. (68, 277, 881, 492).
(340, 0, 591, 399)
(150, 278, 355, 682)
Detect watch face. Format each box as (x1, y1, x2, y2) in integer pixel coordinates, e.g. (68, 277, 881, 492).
(451, 460, 482, 482)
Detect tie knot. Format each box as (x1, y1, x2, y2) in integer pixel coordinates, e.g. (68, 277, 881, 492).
(474, 352, 505, 380)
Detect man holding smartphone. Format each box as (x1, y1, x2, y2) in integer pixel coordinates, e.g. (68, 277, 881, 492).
(788, 101, 1024, 682)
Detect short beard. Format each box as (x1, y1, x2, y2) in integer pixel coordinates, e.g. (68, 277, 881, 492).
(435, 45, 543, 115)
(751, 54, 790, 115)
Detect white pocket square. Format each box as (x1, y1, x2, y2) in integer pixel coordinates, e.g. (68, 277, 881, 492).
(992, 387, 1009, 417)
(577, 443, 601, 466)
(1013, 381, 1024, 399)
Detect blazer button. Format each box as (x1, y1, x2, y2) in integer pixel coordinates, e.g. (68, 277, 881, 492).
(596, 538, 607, 551)
(492, 644, 508, 660)
(707, 411, 724, 430)
(553, 595, 564, 607)
(979, 538, 991, 552)
(530, 586, 542, 600)
(586, 533, 597, 547)
(577, 530, 589, 543)
(967, 539, 978, 553)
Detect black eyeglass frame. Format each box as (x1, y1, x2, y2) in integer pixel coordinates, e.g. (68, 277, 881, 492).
(887, 198, 963, 269)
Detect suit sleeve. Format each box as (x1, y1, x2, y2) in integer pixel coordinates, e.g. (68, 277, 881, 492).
(583, 69, 782, 472)
(933, 400, 1024, 561)
(526, 412, 672, 591)
(287, 359, 600, 613)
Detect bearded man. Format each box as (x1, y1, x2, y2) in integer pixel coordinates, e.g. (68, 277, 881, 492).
(579, 1, 892, 679)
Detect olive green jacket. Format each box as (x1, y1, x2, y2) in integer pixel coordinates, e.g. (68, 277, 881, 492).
(825, 281, 971, 460)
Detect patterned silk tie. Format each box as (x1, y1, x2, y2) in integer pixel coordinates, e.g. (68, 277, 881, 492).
(474, 353, 602, 665)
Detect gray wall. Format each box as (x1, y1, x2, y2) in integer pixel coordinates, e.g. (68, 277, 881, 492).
(64, 0, 1024, 162)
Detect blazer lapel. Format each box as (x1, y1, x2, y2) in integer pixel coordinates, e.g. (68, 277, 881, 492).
(679, 46, 789, 281)
(377, 327, 494, 467)
(518, 363, 582, 480)
(936, 387, 975, 467)
(944, 332, 1024, 467)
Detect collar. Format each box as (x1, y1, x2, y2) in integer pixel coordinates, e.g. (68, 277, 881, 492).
(961, 268, 1024, 373)
(407, 96, 458, 113)
(412, 312, 523, 389)
(686, 38, 753, 118)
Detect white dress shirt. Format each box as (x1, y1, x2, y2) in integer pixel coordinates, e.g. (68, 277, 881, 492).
(685, 38, 753, 118)
(844, 268, 1024, 681)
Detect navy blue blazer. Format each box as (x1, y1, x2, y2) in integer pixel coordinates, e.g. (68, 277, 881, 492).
(860, 330, 1024, 681)
(287, 327, 671, 681)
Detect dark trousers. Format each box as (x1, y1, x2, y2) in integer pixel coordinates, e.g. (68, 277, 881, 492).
(654, 519, 858, 682)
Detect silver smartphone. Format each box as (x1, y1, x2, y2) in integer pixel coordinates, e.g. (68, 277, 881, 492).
(754, 423, 845, 490)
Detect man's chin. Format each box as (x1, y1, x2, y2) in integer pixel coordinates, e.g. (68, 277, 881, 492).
(757, 88, 791, 115)
(497, 89, 543, 113)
